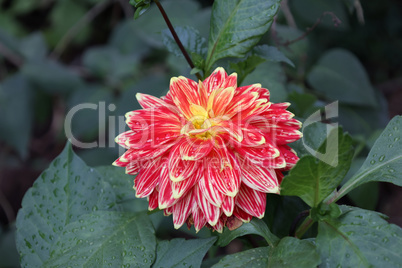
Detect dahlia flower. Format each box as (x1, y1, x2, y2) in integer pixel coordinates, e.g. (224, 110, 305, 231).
(113, 67, 302, 232)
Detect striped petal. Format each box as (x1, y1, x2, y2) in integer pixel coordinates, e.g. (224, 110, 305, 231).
(236, 185, 266, 219)
(177, 137, 214, 161)
(236, 141, 279, 164)
(136, 93, 168, 109)
(212, 87, 236, 116)
(239, 155, 279, 193)
(169, 76, 200, 118)
(172, 193, 192, 229)
(134, 159, 163, 198)
(158, 166, 178, 209)
(202, 67, 227, 95)
(148, 190, 159, 210)
(198, 171, 224, 207)
(222, 196, 234, 217)
(172, 168, 202, 198)
(168, 142, 200, 182)
(206, 143, 240, 197)
(211, 218, 224, 233)
(195, 185, 220, 226)
(278, 145, 299, 169)
(191, 200, 207, 232)
(233, 206, 252, 223)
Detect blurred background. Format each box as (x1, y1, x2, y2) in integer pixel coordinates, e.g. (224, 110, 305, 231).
(0, 0, 401, 266)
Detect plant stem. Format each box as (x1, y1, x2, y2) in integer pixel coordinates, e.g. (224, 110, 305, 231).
(295, 217, 314, 238)
(289, 210, 310, 237)
(280, 12, 341, 47)
(153, 0, 202, 81)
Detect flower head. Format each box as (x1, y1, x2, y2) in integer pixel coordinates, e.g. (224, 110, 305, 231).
(114, 67, 302, 232)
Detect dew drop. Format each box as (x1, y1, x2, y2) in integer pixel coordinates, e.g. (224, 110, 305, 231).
(370, 160, 376, 165)
(379, 155, 385, 162)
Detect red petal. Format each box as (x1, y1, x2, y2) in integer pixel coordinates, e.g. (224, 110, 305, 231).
(168, 142, 199, 182)
(233, 206, 252, 223)
(191, 200, 207, 232)
(172, 168, 202, 198)
(211, 218, 224, 233)
(222, 196, 234, 217)
(158, 166, 178, 209)
(212, 87, 235, 116)
(206, 143, 240, 197)
(172, 193, 192, 229)
(236, 141, 280, 164)
(236, 185, 266, 219)
(148, 190, 159, 210)
(168, 76, 200, 118)
(195, 185, 220, 226)
(178, 137, 214, 161)
(239, 155, 279, 193)
(202, 67, 227, 96)
(134, 159, 163, 198)
(136, 93, 168, 109)
(198, 171, 224, 207)
(278, 145, 299, 170)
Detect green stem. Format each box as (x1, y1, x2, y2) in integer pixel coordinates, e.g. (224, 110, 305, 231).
(153, 0, 202, 81)
(295, 217, 314, 239)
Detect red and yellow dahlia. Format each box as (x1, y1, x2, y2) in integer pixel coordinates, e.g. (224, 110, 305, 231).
(113, 67, 302, 232)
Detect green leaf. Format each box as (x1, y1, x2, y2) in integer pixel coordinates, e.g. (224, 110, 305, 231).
(152, 237, 216, 268)
(22, 60, 84, 94)
(0, 74, 33, 158)
(230, 55, 266, 85)
(316, 206, 402, 267)
(16, 143, 117, 268)
(82, 46, 138, 85)
(307, 49, 377, 107)
(287, 91, 319, 119)
(272, 24, 309, 64)
(290, 122, 328, 158)
(335, 116, 402, 201)
(66, 84, 114, 140)
(281, 128, 354, 207)
(205, 0, 281, 72)
(162, 26, 207, 60)
(242, 61, 287, 103)
(253, 45, 294, 67)
(108, 19, 150, 56)
(213, 237, 320, 268)
(217, 219, 278, 247)
(19, 32, 48, 61)
(46, 0, 90, 46)
(44, 211, 156, 267)
(96, 166, 149, 213)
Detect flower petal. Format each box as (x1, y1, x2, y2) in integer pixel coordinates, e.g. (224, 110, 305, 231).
(195, 185, 220, 226)
(158, 166, 179, 209)
(177, 137, 214, 161)
(278, 145, 299, 169)
(168, 142, 200, 182)
(236, 185, 266, 219)
(172, 168, 202, 198)
(168, 76, 200, 118)
(172, 193, 192, 229)
(222, 196, 234, 217)
(212, 87, 236, 116)
(136, 93, 168, 109)
(135, 159, 163, 198)
(238, 155, 279, 193)
(191, 200, 207, 232)
(206, 143, 241, 197)
(202, 67, 227, 95)
(233, 206, 252, 223)
(198, 171, 224, 207)
(148, 190, 159, 210)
